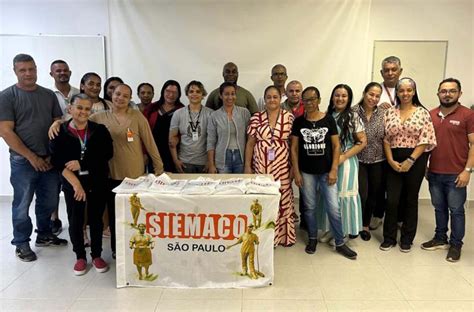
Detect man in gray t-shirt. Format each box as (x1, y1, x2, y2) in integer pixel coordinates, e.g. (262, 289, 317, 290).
(0, 54, 67, 262)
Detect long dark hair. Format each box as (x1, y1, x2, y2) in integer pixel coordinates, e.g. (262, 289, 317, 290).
(327, 84, 355, 151)
(395, 77, 426, 109)
(79, 72, 109, 110)
(103, 76, 124, 101)
(149, 80, 183, 112)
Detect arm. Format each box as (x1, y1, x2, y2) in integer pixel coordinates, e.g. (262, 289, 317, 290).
(246, 93, 258, 115)
(138, 114, 164, 175)
(455, 133, 474, 187)
(244, 136, 256, 173)
(207, 150, 217, 173)
(48, 119, 64, 139)
(206, 114, 218, 173)
(290, 135, 303, 187)
(62, 168, 86, 201)
(169, 128, 185, 173)
(0, 121, 51, 171)
(328, 135, 340, 185)
(339, 131, 367, 164)
(400, 144, 428, 172)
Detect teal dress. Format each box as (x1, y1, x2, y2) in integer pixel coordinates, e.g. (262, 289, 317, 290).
(317, 112, 364, 235)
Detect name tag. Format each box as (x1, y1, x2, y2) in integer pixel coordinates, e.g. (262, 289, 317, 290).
(192, 131, 199, 142)
(267, 149, 275, 161)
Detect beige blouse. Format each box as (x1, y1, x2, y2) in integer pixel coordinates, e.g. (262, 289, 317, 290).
(90, 108, 163, 180)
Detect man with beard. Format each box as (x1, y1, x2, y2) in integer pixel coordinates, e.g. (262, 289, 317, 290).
(421, 78, 474, 262)
(205, 62, 258, 114)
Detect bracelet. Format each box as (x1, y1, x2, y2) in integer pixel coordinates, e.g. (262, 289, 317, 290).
(407, 156, 416, 163)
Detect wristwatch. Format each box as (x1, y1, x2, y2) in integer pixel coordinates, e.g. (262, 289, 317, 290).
(465, 167, 473, 173)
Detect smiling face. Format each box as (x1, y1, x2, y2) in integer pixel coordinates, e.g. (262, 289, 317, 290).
(396, 80, 416, 105)
(187, 85, 204, 105)
(112, 84, 132, 110)
(437, 81, 462, 108)
(70, 98, 92, 125)
(81, 75, 101, 100)
(264, 87, 281, 112)
(138, 84, 154, 105)
(163, 85, 179, 105)
(50, 62, 71, 84)
(14, 61, 37, 89)
(363, 86, 382, 110)
(381, 62, 402, 88)
(223, 63, 238, 84)
(220, 85, 237, 107)
(332, 88, 349, 112)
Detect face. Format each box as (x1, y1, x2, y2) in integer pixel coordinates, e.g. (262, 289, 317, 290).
(164, 85, 179, 105)
(363, 86, 382, 109)
(70, 98, 92, 124)
(50, 63, 71, 84)
(223, 64, 238, 83)
(220, 86, 237, 107)
(264, 88, 281, 111)
(332, 88, 349, 112)
(437, 82, 461, 108)
(380, 62, 402, 87)
(106, 80, 121, 99)
(302, 90, 320, 113)
(396, 81, 415, 105)
(286, 82, 302, 104)
(138, 85, 154, 104)
(271, 66, 287, 88)
(187, 85, 204, 105)
(138, 224, 146, 234)
(112, 85, 132, 109)
(14, 61, 37, 88)
(81, 76, 101, 99)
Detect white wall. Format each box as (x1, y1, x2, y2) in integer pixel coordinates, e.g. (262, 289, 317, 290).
(0, 0, 472, 199)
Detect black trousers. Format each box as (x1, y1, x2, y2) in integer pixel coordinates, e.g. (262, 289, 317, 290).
(106, 179, 122, 253)
(383, 149, 428, 245)
(359, 161, 386, 227)
(64, 186, 106, 260)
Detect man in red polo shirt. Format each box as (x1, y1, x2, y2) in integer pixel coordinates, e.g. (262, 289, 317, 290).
(421, 78, 474, 262)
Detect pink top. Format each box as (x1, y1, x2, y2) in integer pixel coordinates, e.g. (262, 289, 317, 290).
(384, 106, 437, 151)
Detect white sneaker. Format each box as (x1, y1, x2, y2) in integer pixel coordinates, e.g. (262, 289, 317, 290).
(318, 231, 333, 243)
(369, 217, 383, 230)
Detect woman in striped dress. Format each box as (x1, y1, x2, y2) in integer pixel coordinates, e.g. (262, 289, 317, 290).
(320, 84, 367, 239)
(244, 86, 295, 247)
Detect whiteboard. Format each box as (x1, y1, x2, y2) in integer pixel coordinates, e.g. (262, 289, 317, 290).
(0, 34, 106, 91)
(372, 40, 448, 110)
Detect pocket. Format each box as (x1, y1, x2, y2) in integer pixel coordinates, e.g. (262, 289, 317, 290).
(10, 154, 28, 165)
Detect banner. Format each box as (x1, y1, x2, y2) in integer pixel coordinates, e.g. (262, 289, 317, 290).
(116, 193, 280, 288)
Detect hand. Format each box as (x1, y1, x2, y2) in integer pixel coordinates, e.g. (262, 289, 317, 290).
(388, 159, 402, 172)
(327, 169, 337, 185)
(48, 120, 62, 139)
(244, 165, 253, 174)
(399, 160, 413, 172)
(202, 164, 209, 173)
(294, 172, 303, 187)
(339, 154, 347, 165)
(208, 164, 218, 174)
(65, 160, 81, 172)
(143, 154, 149, 166)
(455, 170, 470, 188)
(73, 184, 86, 201)
(379, 102, 392, 109)
(174, 159, 186, 173)
(28, 155, 52, 172)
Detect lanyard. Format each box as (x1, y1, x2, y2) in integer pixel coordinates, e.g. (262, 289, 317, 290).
(188, 106, 202, 132)
(383, 84, 396, 106)
(72, 122, 88, 160)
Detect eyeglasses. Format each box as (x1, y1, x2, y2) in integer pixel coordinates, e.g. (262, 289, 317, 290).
(302, 97, 319, 104)
(438, 89, 459, 95)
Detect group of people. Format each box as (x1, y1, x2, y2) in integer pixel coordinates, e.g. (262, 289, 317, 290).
(0, 54, 472, 277)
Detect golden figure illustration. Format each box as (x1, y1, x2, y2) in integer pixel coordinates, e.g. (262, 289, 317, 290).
(250, 199, 262, 228)
(129, 223, 156, 280)
(227, 224, 265, 279)
(129, 193, 146, 226)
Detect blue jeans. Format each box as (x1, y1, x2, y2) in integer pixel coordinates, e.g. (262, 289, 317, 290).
(219, 149, 243, 173)
(10, 155, 60, 246)
(427, 172, 466, 247)
(301, 172, 345, 246)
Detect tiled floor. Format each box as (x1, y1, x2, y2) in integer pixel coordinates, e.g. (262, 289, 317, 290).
(0, 198, 472, 311)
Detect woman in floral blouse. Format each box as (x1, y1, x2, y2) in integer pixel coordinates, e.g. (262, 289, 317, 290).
(380, 77, 436, 252)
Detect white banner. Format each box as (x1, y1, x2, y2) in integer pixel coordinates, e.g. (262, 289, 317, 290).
(116, 193, 280, 288)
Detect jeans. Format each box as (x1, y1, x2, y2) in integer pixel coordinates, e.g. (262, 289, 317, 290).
(10, 154, 60, 246)
(219, 149, 243, 173)
(427, 172, 466, 247)
(300, 172, 345, 246)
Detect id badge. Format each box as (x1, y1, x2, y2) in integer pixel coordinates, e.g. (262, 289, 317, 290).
(192, 131, 199, 142)
(267, 148, 275, 161)
(79, 170, 89, 176)
(127, 128, 134, 142)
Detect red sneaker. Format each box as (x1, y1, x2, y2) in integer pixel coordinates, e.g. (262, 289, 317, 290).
(92, 257, 109, 273)
(74, 259, 87, 276)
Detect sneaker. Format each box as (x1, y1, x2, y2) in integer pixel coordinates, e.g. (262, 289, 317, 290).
(35, 234, 68, 247)
(51, 219, 63, 236)
(421, 238, 449, 251)
(305, 239, 317, 254)
(399, 243, 412, 253)
(74, 259, 87, 276)
(15, 244, 37, 262)
(328, 235, 348, 247)
(359, 230, 371, 241)
(92, 257, 109, 273)
(336, 244, 357, 260)
(319, 231, 333, 243)
(446, 245, 461, 262)
(369, 217, 382, 230)
(380, 240, 397, 251)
